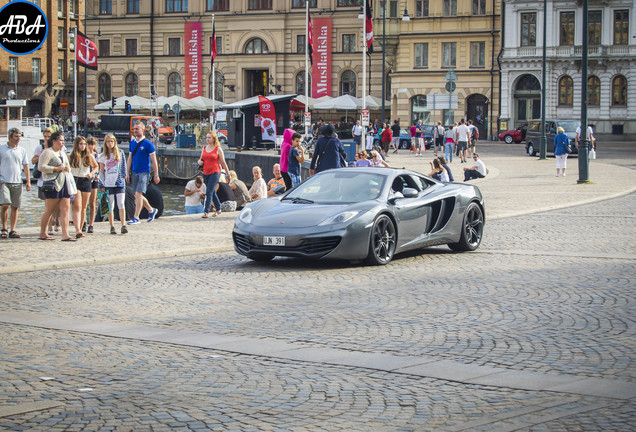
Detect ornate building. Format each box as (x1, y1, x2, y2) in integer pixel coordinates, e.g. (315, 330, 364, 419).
(499, 0, 635, 135)
(0, 0, 85, 119)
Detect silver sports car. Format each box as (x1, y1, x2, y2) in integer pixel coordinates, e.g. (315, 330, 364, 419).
(232, 167, 485, 265)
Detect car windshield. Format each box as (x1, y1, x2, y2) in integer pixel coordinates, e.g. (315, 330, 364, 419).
(423, 126, 435, 134)
(558, 120, 579, 132)
(284, 170, 387, 204)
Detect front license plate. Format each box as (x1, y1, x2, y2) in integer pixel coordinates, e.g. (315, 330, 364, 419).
(263, 236, 285, 246)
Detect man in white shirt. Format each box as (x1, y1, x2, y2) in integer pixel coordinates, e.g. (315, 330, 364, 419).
(455, 118, 471, 163)
(184, 176, 207, 214)
(575, 124, 595, 151)
(352, 120, 363, 151)
(0, 128, 31, 238)
(463, 153, 487, 181)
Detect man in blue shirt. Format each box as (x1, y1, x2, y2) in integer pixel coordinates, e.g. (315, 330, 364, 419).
(125, 122, 160, 224)
(309, 124, 347, 176)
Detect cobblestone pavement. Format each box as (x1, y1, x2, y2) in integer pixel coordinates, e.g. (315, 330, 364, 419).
(1, 188, 635, 430)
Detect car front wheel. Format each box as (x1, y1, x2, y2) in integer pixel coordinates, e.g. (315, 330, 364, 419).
(504, 135, 513, 144)
(366, 214, 396, 265)
(527, 142, 536, 156)
(448, 202, 484, 252)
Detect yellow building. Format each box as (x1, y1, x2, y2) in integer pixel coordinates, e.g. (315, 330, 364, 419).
(391, 0, 501, 138)
(0, 0, 85, 119)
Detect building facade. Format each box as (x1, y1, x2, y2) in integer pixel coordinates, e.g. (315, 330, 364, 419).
(0, 0, 85, 120)
(499, 0, 636, 135)
(390, 0, 501, 139)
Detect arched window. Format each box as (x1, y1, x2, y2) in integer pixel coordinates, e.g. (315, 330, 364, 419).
(587, 76, 600, 106)
(98, 73, 111, 103)
(340, 70, 356, 96)
(612, 75, 627, 106)
(168, 72, 181, 97)
(209, 71, 224, 102)
(558, 75, 573, 106)
(515, 74, 541, 91)
(245, 38, 269, 54)
(295, 71, 311, 95)
(411, 95, 429, 123)
(125, 72, 138, 97)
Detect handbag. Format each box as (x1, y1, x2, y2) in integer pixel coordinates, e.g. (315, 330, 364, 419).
(589, 148, 596, 159)
(99, 190, 112, 217)
(41, 173, 60, 194)
(32, 165, 41, 179)
(565, 143, 572, 154)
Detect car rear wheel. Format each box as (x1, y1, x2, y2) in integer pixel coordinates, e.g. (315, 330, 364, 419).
(504, 135, 513, 144)
(448, 202, 484, 252)
(366, 214, 396, 265)
(527, 142, 536, 156)
(400, 139, 410, 149)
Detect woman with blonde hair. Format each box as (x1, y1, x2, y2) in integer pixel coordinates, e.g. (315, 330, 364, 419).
(69, 135, 98, 238)
(86, 136, 100, 233)
(249, 166, 267, 201)
(197, 131, 231, 218)
(98, 134, 128, 234)
(228, 170, 251, 209)
(553, 126, 570, 177)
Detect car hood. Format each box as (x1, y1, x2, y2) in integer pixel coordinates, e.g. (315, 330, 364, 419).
(247, 199, 372, 228)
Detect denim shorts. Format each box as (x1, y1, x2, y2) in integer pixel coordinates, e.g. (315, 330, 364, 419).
(131, 172, 149, 194)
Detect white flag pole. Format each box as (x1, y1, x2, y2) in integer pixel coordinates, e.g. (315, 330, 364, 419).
(305, 0, 309, 136)
(212, 14, 216, 132)
(73, 27, 78, 138)
(361, 2, 367, 147)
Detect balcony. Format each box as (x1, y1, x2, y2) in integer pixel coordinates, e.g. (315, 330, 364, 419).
(502, 44, 636, 62)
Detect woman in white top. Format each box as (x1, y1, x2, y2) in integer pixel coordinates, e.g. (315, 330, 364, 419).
(37, 131, 75, 241)
(69, 136, 98, 238)
(429, 158, 450, 183)
(32, 127, 59, 235)
(98, 134, 128, 234)
(249, 166, 267, 201)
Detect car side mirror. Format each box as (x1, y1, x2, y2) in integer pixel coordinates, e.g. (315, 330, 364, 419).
(402, 187, 418, 198)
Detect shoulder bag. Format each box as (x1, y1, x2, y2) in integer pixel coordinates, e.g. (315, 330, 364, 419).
(41, 172, 60, 194)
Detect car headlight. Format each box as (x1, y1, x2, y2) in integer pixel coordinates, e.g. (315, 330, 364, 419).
(238, 207, 253, 224)
(318, 210, 359, 226)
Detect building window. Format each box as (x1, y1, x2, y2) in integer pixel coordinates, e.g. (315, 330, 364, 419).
(415, 0, 428, 17)
(343, 34, 356, 52)
(520, 13, 536, 47)
(206, 0, 229, 11)
(126, 39, 137, 57)
(99, 73, 111, 103)
(292, 0, 316, 7)
(411, 95, 428, 123)
(470, 42, 485, 67)
(58, 27, 65, 49)
(127, 0, 139, 14)
(442, 42, 456, 68)
(168, 72, 181, 96)
(70, 0, 78, 16)
(389, 1, 397, 17)
(472, 0, 485, 15)
(614, 10, 629, 45)
(166, 0, 188, 13)
(559, 11, 575, 46)
(558, 76, 573, 106)
(588, 76, 600, 106)
(209, 71, 223, 101)
(588, 11, 602, 45)
(337, 0, 361, 6)
(612, 75, 627, 106)
(295, 35, 305, 54)
(169, 38, 180, 56)
(32, 58, 41, 84)
(210, 36, 222, 55)
(99, 39, 110, 56)
(295, 71, 311, 95)
(245, 38, 269, 54)
(100, 0, 112, 14)
(248, 0, 272, 10)
(443, 0, 457, 17)
(340, 70, 356, 96)
(414, 43, 428, 68)
(125, 73, 139, 96)
(9, 57, 17, 83)
(69, 60, 75, 82)
(57, 60, 64, 81)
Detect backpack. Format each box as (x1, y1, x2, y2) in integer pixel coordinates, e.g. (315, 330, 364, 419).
(471, 126, 479, 140)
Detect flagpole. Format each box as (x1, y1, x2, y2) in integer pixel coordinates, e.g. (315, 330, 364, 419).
(305, 1, 309, 136)
(73, 26, 78, 138)
(212, 14, 216, 133)
(361, 2, 367, 148)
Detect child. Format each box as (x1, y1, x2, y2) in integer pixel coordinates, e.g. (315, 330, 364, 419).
(288, 132, 305, 187)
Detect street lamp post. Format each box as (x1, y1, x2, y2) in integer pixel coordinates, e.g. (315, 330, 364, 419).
(381, 1, 386, 124)
(539, 0, 547, 159)
(578, 0, 590, 183)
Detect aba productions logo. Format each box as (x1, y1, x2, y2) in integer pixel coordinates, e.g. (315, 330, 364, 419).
(0, 1, 48, 55)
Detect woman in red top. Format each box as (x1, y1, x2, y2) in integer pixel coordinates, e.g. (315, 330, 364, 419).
(197, 131, 231, 218)
(380, 123, 392, 159)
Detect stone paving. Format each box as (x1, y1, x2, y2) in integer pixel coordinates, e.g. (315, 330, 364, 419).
(0, 144, 635, 430)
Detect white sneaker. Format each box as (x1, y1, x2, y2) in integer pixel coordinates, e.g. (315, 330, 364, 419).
(562, 173, 566, 177)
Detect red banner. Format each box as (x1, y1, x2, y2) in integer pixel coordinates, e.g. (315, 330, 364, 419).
(184, 22, 202, 98)
(258, 95, 277, 141)
(76, 31, 97, 70)
(312, 17, 331, 98)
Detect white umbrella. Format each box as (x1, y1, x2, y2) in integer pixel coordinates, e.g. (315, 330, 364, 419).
(314, 94, 363, 110)
(365, 95, 390, 108)
(94, 95, 151, 110)
(188, 96, 223, 111)
(157, 95, 193, 111)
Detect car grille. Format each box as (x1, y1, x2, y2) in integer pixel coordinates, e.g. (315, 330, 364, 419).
(233, 233, 341, 257)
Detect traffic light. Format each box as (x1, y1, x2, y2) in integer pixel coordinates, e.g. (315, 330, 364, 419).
(111, 97, 116, 109)
(125, 100, 131, 112)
